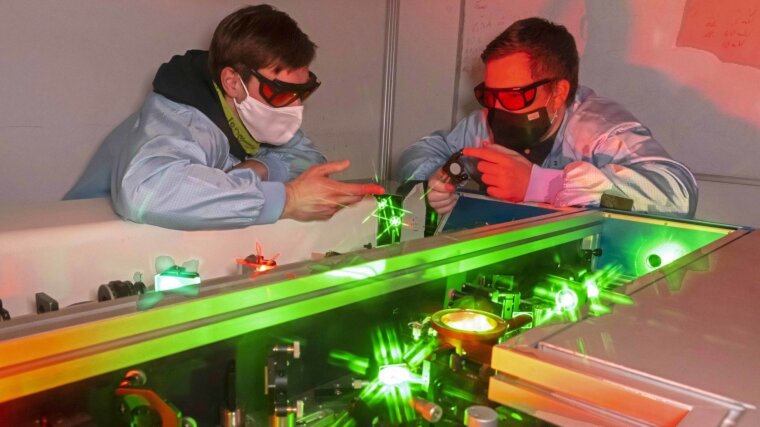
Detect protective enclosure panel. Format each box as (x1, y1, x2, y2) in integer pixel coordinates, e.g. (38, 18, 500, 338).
(0, 210, 742, 426)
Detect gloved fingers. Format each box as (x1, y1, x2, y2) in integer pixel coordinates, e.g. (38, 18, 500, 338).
(486, 186, 514, 201)
(463, 147, 511, 164)
(477, 160, 510, 175)
(483, 143, 522, 158)
(480, 173, 505, 187)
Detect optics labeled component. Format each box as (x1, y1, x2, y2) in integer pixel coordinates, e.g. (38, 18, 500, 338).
(431, 309, 507, 363)
(115, 369, 196, 427)
(464, 405, 498, 427)
(267, 341, 302, 424)
(372, 194, 408, 246)
(221, 360, 244, 427)
(154, 267, 200, 292)
(35, 292, 59, 314)
(431, 309, 506, 340)
(154, 257, 200, 292)
(236, 242, 278, 275)
(98, 280, 146, 302)
(443, 149, 468, 185)
(0, 299, 10, 321)
(411, 396, 443, 423)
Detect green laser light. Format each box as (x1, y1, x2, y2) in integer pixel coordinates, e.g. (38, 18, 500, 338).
(378, 364, 412, 386)
(555, 289, 579, 311)
(647, 254, 663, 268)
(154, 266, 201, 292)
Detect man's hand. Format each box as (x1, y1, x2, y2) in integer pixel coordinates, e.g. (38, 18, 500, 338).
(231, 159, 268, 180)
(426, 167, 457, 214)
(281, 160, 385, 221)
(463, 142, 533, 202)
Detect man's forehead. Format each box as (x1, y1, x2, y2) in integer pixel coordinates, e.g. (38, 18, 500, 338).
(257, 64, 311, 84)
(484, 52, 535, 87)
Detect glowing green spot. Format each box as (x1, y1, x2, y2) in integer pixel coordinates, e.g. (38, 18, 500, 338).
(647, 254, 662, 268)
(638, 241, 688, 274)
(154, 266, 200, 292)
(555, 288, 578, 311)
(378, 364, 412, 386)
(585, 279, 600, 298)
(373, 195, 409, 246)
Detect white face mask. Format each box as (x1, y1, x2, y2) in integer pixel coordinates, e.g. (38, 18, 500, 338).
(234, 77, 303, 145)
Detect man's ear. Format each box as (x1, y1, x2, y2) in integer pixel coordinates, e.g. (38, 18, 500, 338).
(219, 67, 243, 101)
(552, 79, 571, 109)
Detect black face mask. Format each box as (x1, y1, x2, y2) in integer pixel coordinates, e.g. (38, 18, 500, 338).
(488, 107, 555, 165)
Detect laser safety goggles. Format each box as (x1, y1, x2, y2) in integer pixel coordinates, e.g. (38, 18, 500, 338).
(474, 78, 554, 111)
(250, 68, 321, 107)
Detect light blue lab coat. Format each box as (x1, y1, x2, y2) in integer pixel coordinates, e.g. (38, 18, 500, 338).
(396, 86, 698, 217)
(65, 93, 326, 230)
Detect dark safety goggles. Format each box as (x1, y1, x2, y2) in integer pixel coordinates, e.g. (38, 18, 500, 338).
(250, 68, 321, 107)
(474, 79, 553, 111)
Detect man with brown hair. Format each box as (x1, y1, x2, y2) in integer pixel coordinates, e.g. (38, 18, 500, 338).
(397, 17, 697, 218)
(66, 4, 383, 230)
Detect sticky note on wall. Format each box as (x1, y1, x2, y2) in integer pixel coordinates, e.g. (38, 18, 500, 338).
(676, 0, 760, 69)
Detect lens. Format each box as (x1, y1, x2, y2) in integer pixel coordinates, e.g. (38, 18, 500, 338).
(260, 82, 276, 98)
(496, 91, 521, 110)
(523, 87, 538, 105)
(269, 92, 299, 107)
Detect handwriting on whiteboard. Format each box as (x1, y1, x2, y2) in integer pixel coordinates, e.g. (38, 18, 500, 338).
(677, 0, 760, 68)
(460, 0, 507, 75)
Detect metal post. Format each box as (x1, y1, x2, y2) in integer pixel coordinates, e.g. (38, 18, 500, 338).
(378, 0, 400, 182)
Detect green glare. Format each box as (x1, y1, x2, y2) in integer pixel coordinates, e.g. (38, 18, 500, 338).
(378, 364, 412, 386)
(577, 337, 586, 354)
(441, 311, 499, 332)
(402, 339, 438, 369)
(326, 260, 387, 281)
(339, 327, 428, 425)
(585, 279, 600, 298)
(154, 266, 201, 292)
(555, 288, 578, 310)
(632, 233, 700, 276)
(642, 242, 686, 272)
(533, 264, 633, 325)
(371, 194, 410, 246)
(328, 350, 369, 376)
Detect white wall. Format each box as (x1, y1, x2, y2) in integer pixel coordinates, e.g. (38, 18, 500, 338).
(0, 0, 387, 203)
(391, 0, 462, 173)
